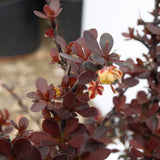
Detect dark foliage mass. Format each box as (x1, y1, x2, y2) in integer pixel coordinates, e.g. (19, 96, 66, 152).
(0, 0, 160, 159)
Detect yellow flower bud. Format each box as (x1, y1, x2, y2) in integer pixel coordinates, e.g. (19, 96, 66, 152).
(97, 66, 122, 84)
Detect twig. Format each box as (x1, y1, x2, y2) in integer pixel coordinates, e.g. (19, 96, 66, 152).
(2, 84, 41, 128)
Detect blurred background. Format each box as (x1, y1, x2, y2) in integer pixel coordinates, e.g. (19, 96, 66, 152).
(0, 0, 154, 158)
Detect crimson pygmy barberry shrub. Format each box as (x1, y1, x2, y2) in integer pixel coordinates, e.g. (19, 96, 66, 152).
(0, 0, 160, 159)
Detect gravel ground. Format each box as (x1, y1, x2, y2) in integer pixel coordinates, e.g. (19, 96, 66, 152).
(0, 39, 64, 131)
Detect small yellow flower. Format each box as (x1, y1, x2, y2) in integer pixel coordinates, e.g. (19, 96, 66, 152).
(97, 65, 122, 85)
(53, 87, 62, 98)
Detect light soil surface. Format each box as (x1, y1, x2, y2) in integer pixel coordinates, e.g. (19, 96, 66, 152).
(0, 42, 64, 132)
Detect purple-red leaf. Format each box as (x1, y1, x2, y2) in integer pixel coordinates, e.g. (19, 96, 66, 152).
(83, 31, 103, 56)
(36, 78, 48, 94)
(30, 131, 58, 146)
(27, 92, 42, 100)
(147, 137, 159, 152)
(129, 139, 144, 150)
(59, 108, 70, 120)
(25, 146, 42, 160)
(13, 138, 32, 159)
(78, 70, 96, 85)
(90, 54, 105, 65)
(147, 103, 159, 117)
(76, 92, 89, 103)
(30, 101, 47, 112)
(131, 148, 144, 157)
(59, 52, 82, 63)
(100, 33, 113, 54)
(50, 48, 60, 63)
(42, 119, 61, 138)
(53, 154, 69, 160)
(63, 91, 76, 109)
(83, 61, 98, 72)
(120, 78, 139, 89)
(0, 139, 12, 157)
(69, 134, 85, 147)
(73, 42, 84, 59)
(18, 117, 29, 131)
(10, 120, 18, 130)
(146, 24, 160, 35)
(76, 106, 98, 118)
(88, 148, 111, 160)
(89, 28, 98, 38)
(64, 118, 79, 136)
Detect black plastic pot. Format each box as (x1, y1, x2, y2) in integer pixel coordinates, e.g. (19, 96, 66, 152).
(0, 0, 44, 57)
(57, 0, 83, 43)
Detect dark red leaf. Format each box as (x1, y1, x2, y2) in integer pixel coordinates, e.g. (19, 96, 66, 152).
(64, 118, 79, 136)
(145, 117, 154, 131)
(42, 119, 61, 138)
(42, 109, 51, 119)
(70, 124, 87, 136)
(36, 78, 48, 94)
(10, 120, 18, 130)
(69, 134, 85, 147)
(13, 138, 32, 159)
(30, 101, 47, 112)
(18, 117, 29, 131)
(59, 52, 82, 63)
(76, 92, 89, 103)
(38, 146, 49, 160)
(131, 148, 144, 157)
(146, 24, 160, 35)
(30, 131, 58, 146)
(90, 54, 105, 65)
(147, 103, 159, 116)
(120, 78, 139, 89)
(80, 151, 90, 159)
(94, 126, 108, 139)
(147, 137, 159, 152)
(136, 91, 148, 104)
(129, 139, 144, 150)
(83, 31, 103, 56)
(73, 42, 84, 59)
(78, 70, 96, 85)
(98, 137, 113, 145)
(100, 33, 113, 54)
(0, 139, 12, 157)
(23, 146, 42, 160)
(76, 106, 98, 118)
(50, 48, 60, 63)
(53, 154, 69, 160)
(59, 108, 70, 120)
(83, 61, 98, 72)
(27, 92, 42, 100)
(55, 36, 67, 50)
(63, 92, 76, 109)
(89, 28, 98, 38)
(113, 96, 126, 110)
(88, 148, 111, 160)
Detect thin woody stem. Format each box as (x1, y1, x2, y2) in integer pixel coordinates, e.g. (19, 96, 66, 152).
(2, 84, 41, 129)
(51, 20, 68, 69)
